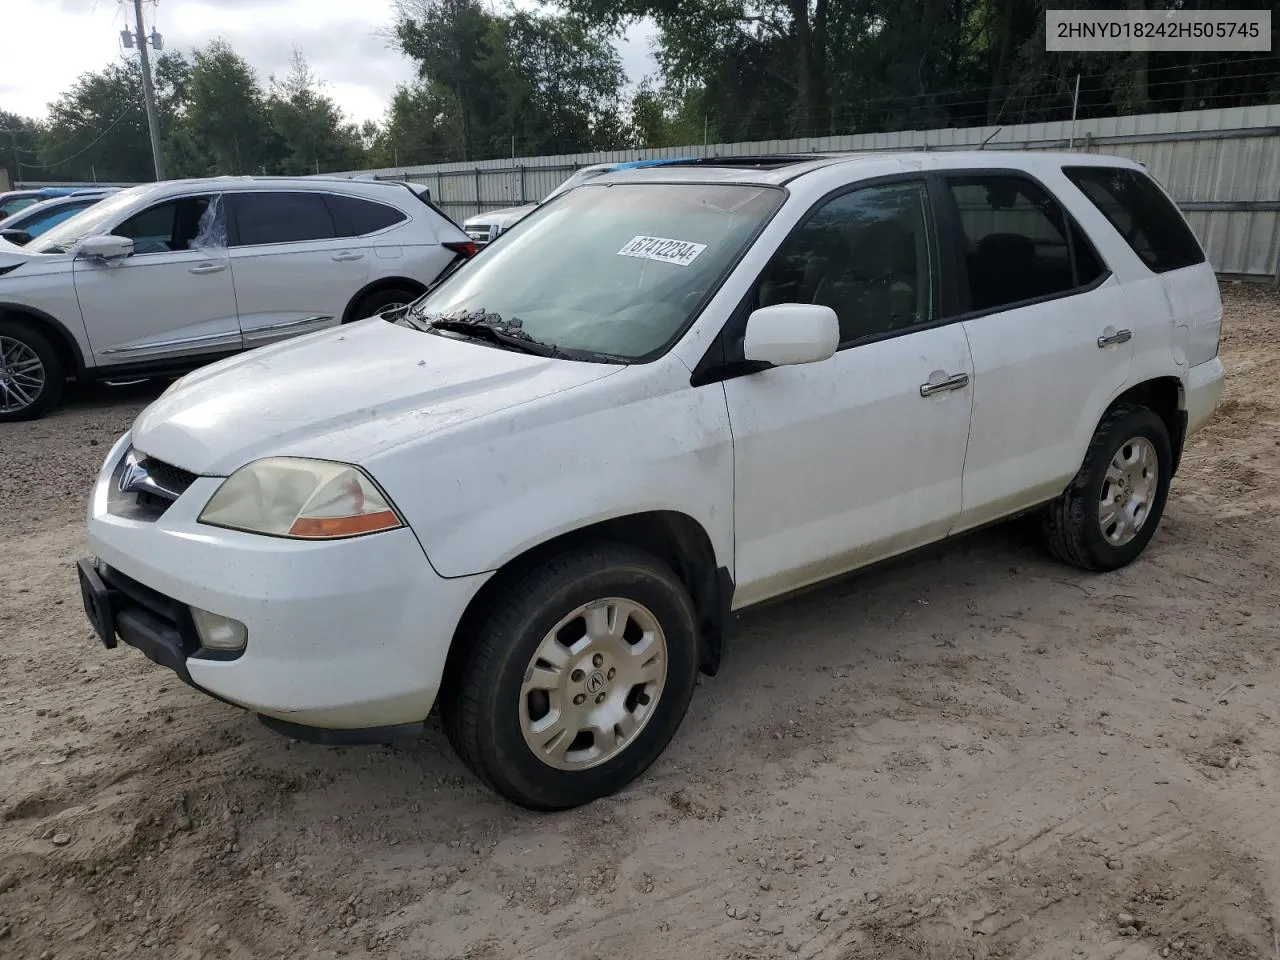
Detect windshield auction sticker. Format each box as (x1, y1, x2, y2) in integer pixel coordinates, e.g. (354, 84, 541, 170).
(617, 236, 708, 267)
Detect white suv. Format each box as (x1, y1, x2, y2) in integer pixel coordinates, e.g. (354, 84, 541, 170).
(79, 152, 1224, 810)
(0, 176, 473, 420)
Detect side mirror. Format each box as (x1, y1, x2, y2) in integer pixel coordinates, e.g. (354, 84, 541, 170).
(77, 234, 134, 262)
(743, 303, 840, 367)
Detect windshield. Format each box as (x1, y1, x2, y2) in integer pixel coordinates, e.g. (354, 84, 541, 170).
(26, 185, 159, 254)
(0, 197, 39, 219)
(412, 181, 782, 360)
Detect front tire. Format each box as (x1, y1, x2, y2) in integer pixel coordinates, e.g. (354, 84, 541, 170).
(441, 545, 700, 811)
(1041, 404, 1172, 571)
(0, 321, 64, 422)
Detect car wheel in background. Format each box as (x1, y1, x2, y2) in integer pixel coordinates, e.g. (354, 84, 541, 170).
(350, 286, 421, 322)
(0, 320, 64, 422)
(441, 544, 701, 811)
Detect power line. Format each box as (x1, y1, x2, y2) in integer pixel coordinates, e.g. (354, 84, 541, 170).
(22, 111, 133, 169)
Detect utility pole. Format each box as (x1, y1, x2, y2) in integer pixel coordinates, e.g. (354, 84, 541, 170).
(130, 0, 166, 180)
(1069, 74, 1081, 149)
(3, 128, 19, 186)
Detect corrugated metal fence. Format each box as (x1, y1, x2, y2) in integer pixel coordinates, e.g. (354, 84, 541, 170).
(337, 104, 1280, 281)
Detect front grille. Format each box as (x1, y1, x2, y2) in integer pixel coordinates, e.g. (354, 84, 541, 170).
(465, 225, 495, 245)
(109, 448, 201, 520)
(139, 457, 198, 499)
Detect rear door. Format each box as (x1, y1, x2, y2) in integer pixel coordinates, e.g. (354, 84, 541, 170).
(225, 190, 369, 348)
(1064, 165, 1221, 368)
(940, 170, 1135, 532)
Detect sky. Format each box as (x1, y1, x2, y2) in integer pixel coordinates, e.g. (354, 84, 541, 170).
(1, 0, 659, 125)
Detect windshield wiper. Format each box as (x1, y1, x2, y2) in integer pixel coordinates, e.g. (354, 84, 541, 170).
(406, 308, 562, 358)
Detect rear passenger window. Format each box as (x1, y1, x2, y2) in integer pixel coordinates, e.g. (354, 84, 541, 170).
(946, 174, 1105, 313)
(1064, 166, 1205, 273)
(324, 194, 407, 236)
(232, 192, 336, 246)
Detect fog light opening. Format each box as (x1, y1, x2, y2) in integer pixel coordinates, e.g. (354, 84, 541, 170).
(190, 607, 248, 652)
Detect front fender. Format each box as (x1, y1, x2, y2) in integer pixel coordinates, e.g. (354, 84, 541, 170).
(368, 360, 735, 580)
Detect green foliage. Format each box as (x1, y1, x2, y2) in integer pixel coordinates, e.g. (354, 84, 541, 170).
(184, 40, 279, 175)
(565, 0, 1280, 143)
(7, 2, 1278, 182)
(389, 0, 630, 161)
(266, 49, 368, 175)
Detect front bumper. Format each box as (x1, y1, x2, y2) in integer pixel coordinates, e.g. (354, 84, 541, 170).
(84, 435, 488, 735)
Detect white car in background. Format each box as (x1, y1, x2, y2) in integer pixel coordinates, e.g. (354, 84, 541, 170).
(0, 176, 474, 420)
(81, 152, 1223, 810)
(463, 158, 695, 247)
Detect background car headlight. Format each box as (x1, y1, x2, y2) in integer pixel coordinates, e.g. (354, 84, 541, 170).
(198, 458, 403, 539)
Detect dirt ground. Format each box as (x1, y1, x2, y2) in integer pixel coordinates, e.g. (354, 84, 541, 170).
(2, 283, 1279, 960)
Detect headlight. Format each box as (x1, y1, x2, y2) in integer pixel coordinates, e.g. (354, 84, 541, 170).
(198, 458, 403, 539)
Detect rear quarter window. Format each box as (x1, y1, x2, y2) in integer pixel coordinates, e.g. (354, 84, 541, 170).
(324, 194, 408, 237)
(1064, 166, 1205, 273)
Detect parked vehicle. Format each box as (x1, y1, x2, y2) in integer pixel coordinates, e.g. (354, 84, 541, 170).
(0, 193, 113, 245)
(0, 186, 118, 222)
(0, 175, 474, 420)
(79, 152, 1223, 810)
(462, 157, 696, 246)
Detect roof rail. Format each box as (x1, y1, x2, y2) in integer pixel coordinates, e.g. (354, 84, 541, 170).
(650, 154, 845, 170)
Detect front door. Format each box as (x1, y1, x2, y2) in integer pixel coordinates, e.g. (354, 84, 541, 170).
(225, 190, 370, 347)
(722, 179, 975, 608)
(73, 193, 241, 368)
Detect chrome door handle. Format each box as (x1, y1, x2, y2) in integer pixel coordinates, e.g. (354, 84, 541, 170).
(1097, 329, 1132, 347)
(331, 251, 364, 262)
(919, 373, 969, 397)
(189, 262, 226, 275)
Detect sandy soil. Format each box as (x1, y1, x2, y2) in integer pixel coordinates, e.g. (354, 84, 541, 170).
(2, 283, 1279, 960)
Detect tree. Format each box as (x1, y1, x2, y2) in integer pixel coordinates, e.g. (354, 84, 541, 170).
(628, 78, 707, 147)
(0, 111, 43, 186)
(391, 0, 629, 161)
(266, 49, 367, 174)
(565, 0, 1280, 143)
(556, 0, 844, 139)
(491, 11, 629, 155)
(185, 40, 279, 175)
(366, 81, 466, 167)
(29, 53, 191, 182)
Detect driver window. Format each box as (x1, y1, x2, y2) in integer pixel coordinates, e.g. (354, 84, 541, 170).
(113, 195, 215, 255)
(757, 181, 934, 343)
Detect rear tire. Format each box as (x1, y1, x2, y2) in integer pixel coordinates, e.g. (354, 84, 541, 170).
(349, 286, 420, 322)
(0, 320, 64, 422)
(441, 544, 700, 811)
(1041, 404, 1172, 571)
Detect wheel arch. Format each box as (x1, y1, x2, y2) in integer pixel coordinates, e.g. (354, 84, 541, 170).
(1107, 376, 1186, 473)
(340, 277, 427, 324)
(0, 303, 87, 378)
(443, 510, 734, 692)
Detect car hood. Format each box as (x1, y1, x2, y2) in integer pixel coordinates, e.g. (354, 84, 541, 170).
(129, 318, 623, 476)
(465, 204, 536, 229)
